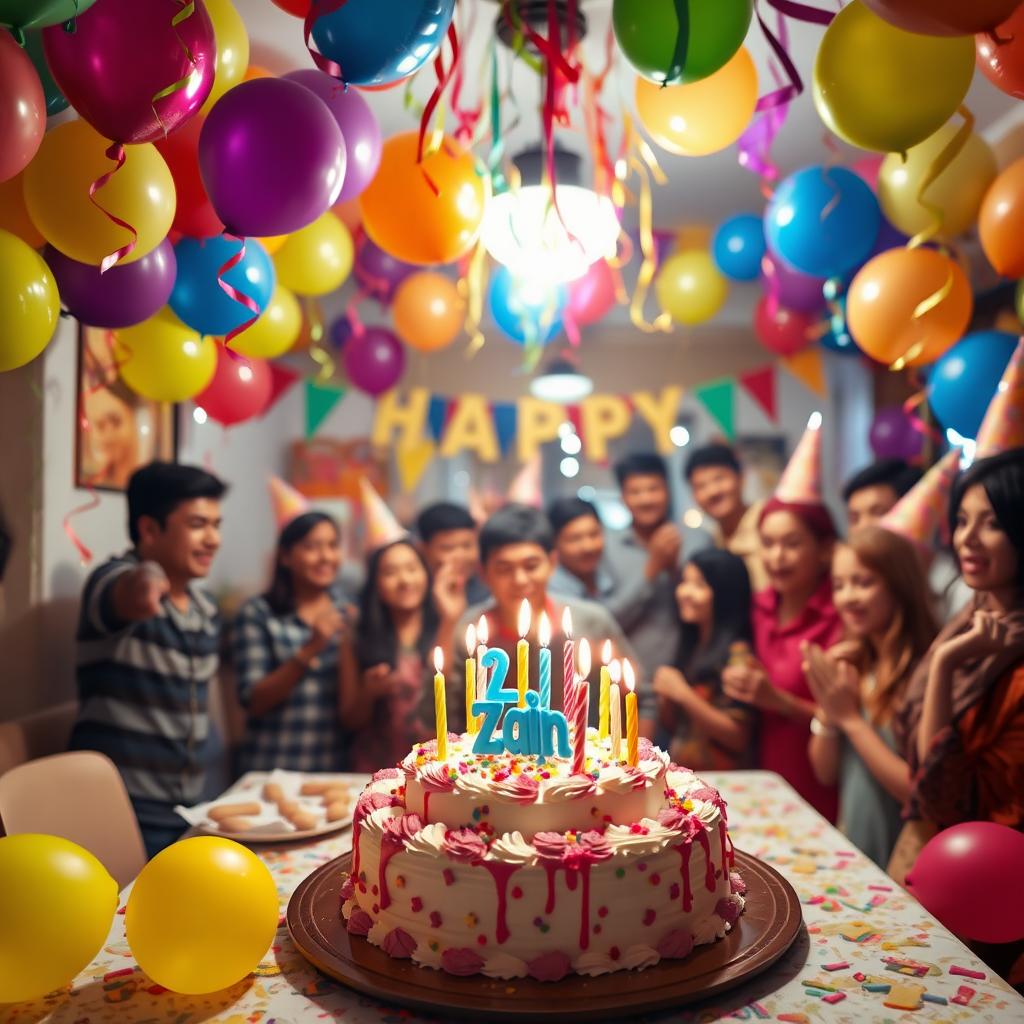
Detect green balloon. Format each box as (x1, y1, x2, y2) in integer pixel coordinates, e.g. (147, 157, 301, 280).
(22, 29, 67, 115)
(0, 0, 96, 30)
(613, 0, 753, 85)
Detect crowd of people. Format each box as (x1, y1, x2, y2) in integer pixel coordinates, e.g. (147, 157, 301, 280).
(64, 432, 1024, 903)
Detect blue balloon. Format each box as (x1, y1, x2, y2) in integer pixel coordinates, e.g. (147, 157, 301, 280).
(765, 166, 881, 279)
(820, 300, 860, 357)
(310, 0, 455, 87)
(712, 213, 765, 282)
(488, 267, 567, 346)
(929, 331, 1018, 439)
(169, 237, 275, 337)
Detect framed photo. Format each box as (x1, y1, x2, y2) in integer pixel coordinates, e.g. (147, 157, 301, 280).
(75, 325, 178, 493)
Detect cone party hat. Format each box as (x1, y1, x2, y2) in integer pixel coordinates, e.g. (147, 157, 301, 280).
(975, 337, 1024, 458)
(879, 448, 960, 552)
(775, 412, 824, 504)
(359, 476, 406, 550)
(269, 476, 310, 529)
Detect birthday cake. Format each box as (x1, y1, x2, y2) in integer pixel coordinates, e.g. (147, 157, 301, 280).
(341, 732, 745, 980)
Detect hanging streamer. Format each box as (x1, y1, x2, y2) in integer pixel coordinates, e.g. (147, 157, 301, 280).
(150, 1, 200, 137)
(89, 143, 137, 273)
(459, 239, 488, 358)
(305, 297, 335, 382)
(303, 0, 350, 81)
(417, 21, 460, 180)
(215, 233, 262, 347)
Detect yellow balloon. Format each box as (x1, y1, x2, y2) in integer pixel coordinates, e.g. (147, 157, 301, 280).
(879, 125, 997, 239)
(24, 120, 175, 267)
(200, 0, 249, 114)
(0, 834, 118, 1003)
(635, 47, 758, 157)
(273, 212, 354, 296)
(231, 284, 301, 358)
(0, 229, 59, 372)
(125, 837, 279, 995)
(0, 172, 45, 248)
(116, 309, 217, 402)
(813, 0, 975, 154)
(257, 234, 288, 255)
(655, 250, 728, 325)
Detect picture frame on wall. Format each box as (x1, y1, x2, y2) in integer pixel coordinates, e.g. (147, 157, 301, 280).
(75, 325, 178, 493)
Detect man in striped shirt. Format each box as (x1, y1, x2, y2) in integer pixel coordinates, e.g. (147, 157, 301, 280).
(71, 462, 227, 857)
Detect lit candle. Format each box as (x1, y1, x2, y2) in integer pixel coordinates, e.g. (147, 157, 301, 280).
(476, 614, 489, 728)
(433, 646, 448, 761)
(609, 659, 622, 761)
(464, 624, 477, 736)
(517, 599, 531, 708)
(561, 606, 574, 714)
(599, 639, 612, 741)
(572, 639, 591, 775)
(538, 611, 552, 710)
(623, 658, 638, 768)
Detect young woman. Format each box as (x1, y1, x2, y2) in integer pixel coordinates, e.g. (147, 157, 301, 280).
(346, 539, 466, 772)
(891, 449, 1024, 881)
(231, 512, 361, 772)
(723, 498, 842, 820)
(804, 526, 938, 866)
(654, 548, 755, 771)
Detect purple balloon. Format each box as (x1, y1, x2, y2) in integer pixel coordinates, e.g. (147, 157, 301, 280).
(869, 405, 923, 461)
(283, 69, 382, 202)
(44, 239, 177, 328)
(761, 253, 827, 314)
(329, 314, 353, 351)
(199, 78, 346, 237)
(343, 326, 405, 396)
(354, 236, 415, 304)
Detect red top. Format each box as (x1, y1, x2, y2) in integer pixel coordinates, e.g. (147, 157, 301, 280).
(752, 576, 842, 822)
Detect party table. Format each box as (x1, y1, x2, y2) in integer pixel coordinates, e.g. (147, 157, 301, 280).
(9, 771, 1023, 1023)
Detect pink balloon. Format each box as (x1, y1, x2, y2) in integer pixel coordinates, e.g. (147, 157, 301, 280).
(567, 260, 617, 327)
(906, 822, 1024, 943)
(851, 155, 884, 191)
(194, 348, 272, 426)
(343, 326, 405, 396)
(0, 30, 45, 181)
(42, 0, 215, 145)
(754, 295, 820, 356)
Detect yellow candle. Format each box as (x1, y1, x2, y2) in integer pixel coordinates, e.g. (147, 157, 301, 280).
(599, 639, 612, 740)
(464, 624, 477, 735)
(433, 646, 447, 761)
(517, 598, 531, 708)
(475, 614, 489, 729)
(624, 658, 638, 768)
(609, 659, 622, 760)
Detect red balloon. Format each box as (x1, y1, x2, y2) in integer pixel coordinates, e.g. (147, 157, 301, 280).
(861, 0, 1022, 35)
(566, 260, 617, 327)
(851, 155, 883, 192)
(906, 822, 1024, 943)
(977, 6, 1024, 99)
(194, 347, 272, 426)
(155, 114, 223, 239)
(270, 0, 310, 15)
(0, 30, 45, 181)
(754, 295, 819, 356)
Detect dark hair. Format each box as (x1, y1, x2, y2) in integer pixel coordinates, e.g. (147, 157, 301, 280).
(684, 443, 741, 481)
(416, 501, 476, 542)
(950, 448, 1024, 593)
(842, 458, 921, 503)
(126, 462, 227, 544)
(356, 539, 440, 669)
(759, 496, 838, 542)
(0, 502, 10, 583)
(613, 452, 668, 487)
(263, 512, 339, 615)
(479, 504, 554, 564)
(675, 548, 753, 685)
(547, 496, 601, 538)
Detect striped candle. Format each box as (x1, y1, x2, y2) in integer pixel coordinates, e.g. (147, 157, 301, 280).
(571, 639, 591, 773)
(561, 606, 574, 714)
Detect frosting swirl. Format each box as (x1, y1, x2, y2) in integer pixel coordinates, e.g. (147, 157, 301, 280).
(481, 953, 528, 979)
(542, 774, 597, 802)
(491, 773, 540, 805)
(443, 827, 487, 862)
(487, 830, 537, 865)
(417, 762, 457, 792)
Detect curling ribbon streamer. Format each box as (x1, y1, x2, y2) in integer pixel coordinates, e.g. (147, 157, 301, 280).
(305, 297, 335, 382)
(216, 233, 262, 347)
(303, 0, 349, 81)
(150, 1, 199, 137)
(90, 143, 137, 273)
(752, 0, 833, 113)
(450, 0, 484, 144)
(459, 239, 488, 358)
(416, 23, 460, 194)
(902, 382, 945, 447)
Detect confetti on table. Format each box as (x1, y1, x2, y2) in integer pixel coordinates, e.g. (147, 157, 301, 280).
(863, 983, 892, 993)
(823, 992, 847, 1004)
(884, 982, 925, 1011)
(823, 961, 849, 971)
(952, 985, 976, 1006)
(922, 993, 949, 1005)
(950, 965, 987, 980)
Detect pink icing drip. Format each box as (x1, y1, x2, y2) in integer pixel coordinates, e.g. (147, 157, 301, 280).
(565, 868, 578, 892)
(674, 842, 693, 913)
(578, 862, 592, 951)
(719, 820, 729, 879)
(377, 815, 421, 911)
(481, 860, 521, 945)
(696, 827, 715, 892)
(543, 861, 559, 914)
(423, 790, 431, 823)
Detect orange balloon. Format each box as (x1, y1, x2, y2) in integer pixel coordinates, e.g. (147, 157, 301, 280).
(332, 197, 361, 234)
(0, 172, 44, 248)
(392, 271, 465, 352)
(358, 131, 487, 266)
(257, 234, 288, 254)
(979, 157, 1024, 278)
(847, 247, 972, 367)
(243, 65, 273, 81)
(635, 47, 758, 157)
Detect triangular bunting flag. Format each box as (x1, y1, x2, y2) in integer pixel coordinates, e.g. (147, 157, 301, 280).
(782, 348, 827, 397)
(266, 362, 301, 411)
(304, 380, 345, 438)
(739, 366, 777, 422)
(492, 402, 518, 457)
(396, 438, 435, 493)
(427, 395, 449, 442)
(695, 378, 736, 439)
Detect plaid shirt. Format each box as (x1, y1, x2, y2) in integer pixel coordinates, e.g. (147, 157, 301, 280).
(230, 587, 349, 772)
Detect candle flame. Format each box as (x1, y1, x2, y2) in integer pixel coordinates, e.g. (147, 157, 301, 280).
(609, 659, 621, 684)
(433, 646, 444, 673)
(601, 638, 612, 665)
(561, 605, 573, 639)
(465, 623, 476, 654)
(578, 637, 591, 678)
(518, 598, 531, 638)
(623, 658, 635, 692)
(538, 610, 551, 647)
(477, 614, 489, 647)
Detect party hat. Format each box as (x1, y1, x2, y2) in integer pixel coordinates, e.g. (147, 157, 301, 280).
(359, 476, 406, 550)
(269, 476, 310, 529)
(508, 455, 542, 507)
(975, 337, 1024, 458)
(775, 412, 823, 504)
(879, 448, 960, 552)
(467, 484, 488, 524)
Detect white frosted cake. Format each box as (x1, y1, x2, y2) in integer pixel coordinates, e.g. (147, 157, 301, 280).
(340, 732, 745, 981)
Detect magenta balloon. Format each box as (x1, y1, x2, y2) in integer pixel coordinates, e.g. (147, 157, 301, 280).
(42, 0, 215, 144)
(906, 822, 1024, 943)
(0, 29, 45, 180)
(354, 236, 415, 304)
(567, 260, 616, 326)
(343, 326, 405, 396)
(44, 239, 177, 328)
(283, 69, 381, 201)
(761, 254, 827, 314)
(869, 405, 923, 461)
(199, 78, 346, 237)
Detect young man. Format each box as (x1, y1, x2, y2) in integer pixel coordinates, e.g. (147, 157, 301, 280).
(70, 462, 227, 857)
(842, 458, 921, 535)
(685, 443, 767, 591)
(547, 496, 613, 601)
(416, 500, 489, 606)
(453, 504, 653, 736)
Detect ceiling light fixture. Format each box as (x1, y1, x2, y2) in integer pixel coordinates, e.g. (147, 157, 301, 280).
(529, 357, 594, 403)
